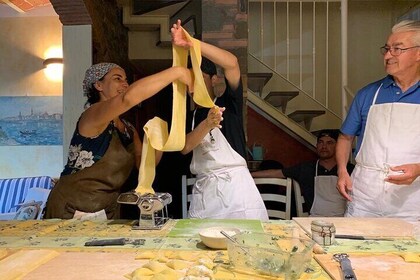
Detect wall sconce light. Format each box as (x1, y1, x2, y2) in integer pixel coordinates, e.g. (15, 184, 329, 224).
(43, 58, 63, 68)
(43, 57, 63, 82)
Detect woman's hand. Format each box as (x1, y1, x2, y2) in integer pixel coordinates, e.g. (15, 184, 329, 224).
(181, 106, 225, 155)
(171, 19, 193, 49)
(205, 106, 225, 129)
(177, 67, 194, 94)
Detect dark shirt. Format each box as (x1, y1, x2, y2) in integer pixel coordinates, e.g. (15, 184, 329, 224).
(61, 121, 132, 176)
(191, 77, 247, 159)
(282, 161, 355, 211)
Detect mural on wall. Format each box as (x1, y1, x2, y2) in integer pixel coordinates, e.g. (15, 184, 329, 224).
(0, 96, 62, 146)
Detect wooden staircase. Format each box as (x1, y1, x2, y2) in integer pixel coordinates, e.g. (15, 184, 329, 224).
(264, 91, 299, 113)
(247, 72, 326, 133)
(288, 110, 325, 130)
(121, 0, 191, 47)
(247, 73, 272, 95)
(131, 0, 187, 15)
(120, 1, 326, 137)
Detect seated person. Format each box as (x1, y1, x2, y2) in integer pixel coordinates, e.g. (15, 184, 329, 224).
(251, 129, 354, 216)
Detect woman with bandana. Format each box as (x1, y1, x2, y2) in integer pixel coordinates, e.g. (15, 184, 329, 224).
(44, 63, 193, 219)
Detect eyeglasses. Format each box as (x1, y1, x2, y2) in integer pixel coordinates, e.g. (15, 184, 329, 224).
(380, 45, 419, 56)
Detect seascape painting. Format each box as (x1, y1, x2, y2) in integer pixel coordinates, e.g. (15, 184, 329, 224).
(0, 96, 62, 146)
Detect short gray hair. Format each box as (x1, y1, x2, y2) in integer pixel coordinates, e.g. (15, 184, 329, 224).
(392, 20, 420, 45)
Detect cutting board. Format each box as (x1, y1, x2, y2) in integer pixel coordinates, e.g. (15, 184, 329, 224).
(0, 249, 60, 280)
(22, 251, 146, 280)
(315, 253, 420, 280)
(293, 217, 414, 239)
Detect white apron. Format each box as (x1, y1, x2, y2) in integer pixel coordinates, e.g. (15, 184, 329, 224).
(189, 113, 268, 220)
(346, 84, 420, 222)
(311, 160, 347, 217)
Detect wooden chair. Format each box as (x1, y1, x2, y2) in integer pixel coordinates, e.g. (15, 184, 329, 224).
(254, 177, 292, 220)
(292, 179, 309, 217)
(181, 175, 196, 219)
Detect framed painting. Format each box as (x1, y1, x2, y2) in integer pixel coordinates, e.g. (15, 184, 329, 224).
(0, 96, 62, 146)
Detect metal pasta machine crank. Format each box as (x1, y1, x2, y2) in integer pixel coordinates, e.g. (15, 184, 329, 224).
(117, 191, 172, 230)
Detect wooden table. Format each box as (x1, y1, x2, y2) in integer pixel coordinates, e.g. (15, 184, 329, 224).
(0, 218, 419, 279)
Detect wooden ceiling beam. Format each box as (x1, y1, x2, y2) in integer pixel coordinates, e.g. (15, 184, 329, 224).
(1, 0, 26, 13)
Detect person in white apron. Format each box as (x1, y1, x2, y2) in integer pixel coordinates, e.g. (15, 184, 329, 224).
(336, 20, 420, 222)
(188, 118, 268, 219)
(311, 160, 347, 217)
(173, 19, 268, 220)
(251, 129, 353, 216)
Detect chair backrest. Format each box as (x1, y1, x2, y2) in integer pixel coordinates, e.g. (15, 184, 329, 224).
(0, 176, 55, 220)
(292, 179, 309, 217)
(181, 175, 196, 219)
(0, 176, 55, 213)
(254, 177, 292, 220)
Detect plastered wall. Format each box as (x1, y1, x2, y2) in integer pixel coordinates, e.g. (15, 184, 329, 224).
(0, 16, 63, 179)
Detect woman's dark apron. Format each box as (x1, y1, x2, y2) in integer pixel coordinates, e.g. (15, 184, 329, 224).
(44, 132, 134, 219)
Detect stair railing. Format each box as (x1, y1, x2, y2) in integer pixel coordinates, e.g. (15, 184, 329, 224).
(248, 0, 348, 124)
(248, 52, 342, 122)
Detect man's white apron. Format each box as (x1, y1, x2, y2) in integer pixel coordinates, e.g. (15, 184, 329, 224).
(347, 84, 420, 222)
(311, 160, 347, 217)
(189, 114, 268, 220)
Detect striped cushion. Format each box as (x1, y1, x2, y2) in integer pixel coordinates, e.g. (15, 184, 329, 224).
(0, 176, 54, 213)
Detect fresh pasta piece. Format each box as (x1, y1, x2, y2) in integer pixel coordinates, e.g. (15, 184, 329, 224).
(155, 256, 169, 263)
(142, 260, 167, 273)
(186, 265, 214, 278)
(132, 275, 152, 280)
(135, 251, 157, 259)
(180, 276, 211, 280)
(197, 257, 214, 270)
(166, 259, 191, 270)
(178, 251, 201, 261)
(131, 267, 154, 278)
(399, 253, 420, 263)
(150, 268, 182, 280)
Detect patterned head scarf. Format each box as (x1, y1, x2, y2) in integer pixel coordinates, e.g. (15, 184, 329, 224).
(82, 62, 121, 96)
